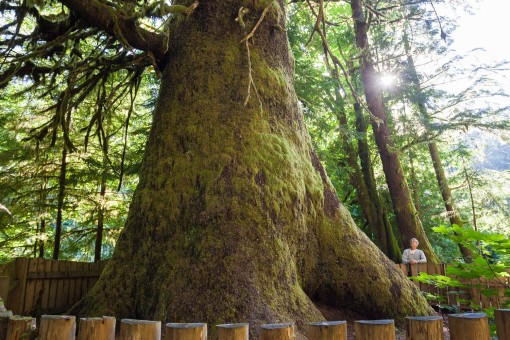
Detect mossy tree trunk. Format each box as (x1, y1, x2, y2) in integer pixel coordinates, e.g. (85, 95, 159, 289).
(77, 0, 433, 336)
(350, 0, 439, 263)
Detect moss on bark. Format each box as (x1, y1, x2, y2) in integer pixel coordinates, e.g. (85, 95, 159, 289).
(77, 0, 433, 337)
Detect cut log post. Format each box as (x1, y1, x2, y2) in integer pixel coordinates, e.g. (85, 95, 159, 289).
(354, 320, 395, 340)
(119, 319, 161, 340)
(495, 309, 510, 340)
(39, 315, 76, 340)
(77, 316, 116, 340)
(165, 323, 207, 340)
(449, 313, 489, 340)
(217, 323, 249, 340)
(405, 316, 443, 340)
(0, 310, 14, 340)
(307, 321, 347, 340)
(6, 316, 36, 340)
(260, 323, 295, 340)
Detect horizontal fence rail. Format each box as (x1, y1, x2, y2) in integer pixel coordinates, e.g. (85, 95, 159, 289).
(0, 311, 509, 339)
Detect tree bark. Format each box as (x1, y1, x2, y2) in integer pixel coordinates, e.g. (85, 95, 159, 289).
(354, 102, 402, 262)
(53, 146, 67, 260)
(95, 157, 107, 263)
(350, 0, 439, 263)
(77, 0, 433, 336)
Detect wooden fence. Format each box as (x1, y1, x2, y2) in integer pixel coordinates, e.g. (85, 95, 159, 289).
(0, 258, 107, 315)
(396, 263, 510, 310)
(0, 258, 508, 317)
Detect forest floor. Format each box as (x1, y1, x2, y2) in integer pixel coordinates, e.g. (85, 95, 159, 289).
(317, 303, 451, 339)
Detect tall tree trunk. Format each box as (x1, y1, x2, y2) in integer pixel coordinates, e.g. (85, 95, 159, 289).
(354, 102, 402, 262)
(39, 218, 45, 258)
(402, 31, 474, 261)
(335, 99, 386, 253)
(350, 0, 439, 262)
(78, 1, 433, 335)
(95, 163, 107, 263)
(53, 146, 67, 260)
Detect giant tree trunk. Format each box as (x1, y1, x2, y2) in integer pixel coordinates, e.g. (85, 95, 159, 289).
(79, 0, 433, 336)
(350, 0, 439, 263)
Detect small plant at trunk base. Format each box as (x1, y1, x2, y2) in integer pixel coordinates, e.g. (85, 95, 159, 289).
(413, 224, 510, 335)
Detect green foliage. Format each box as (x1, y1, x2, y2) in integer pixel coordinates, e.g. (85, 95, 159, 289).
(414, 224, 510, 335)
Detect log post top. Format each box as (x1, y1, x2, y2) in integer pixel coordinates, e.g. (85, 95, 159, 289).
(41, 315, 75, 320)
(355, 320, 394, 325)
(261, 323, 293, 329)
(166, 323, 207, 328)
(217, 323, 249, 328)
(449, 313, 487, 319)
(308, 321, 346, 326)
(121, 319, 161, 325)
(405, 316, 442, 321)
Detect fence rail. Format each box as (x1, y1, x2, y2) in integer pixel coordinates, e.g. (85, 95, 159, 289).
(0, 258, 508, 317)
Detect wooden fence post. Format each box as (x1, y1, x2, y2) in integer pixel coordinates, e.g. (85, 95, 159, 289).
(495, 309, 510, 340)
(449, 313, 489, 340)
(166, 323, 207, 340)
(217, 323, 249, 340)
(354, 320, 395, 340)
(405, 316, 443, 340)
(39, 315, 76, 340)
(260, 323, 295, 340)
(6, 316, 36, 340)
(307, 321, 347, 340)
(120, 319, 161, 340)
(78, 316, 116, 340)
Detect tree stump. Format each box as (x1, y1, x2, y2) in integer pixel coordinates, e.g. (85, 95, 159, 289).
(165, 323, 207, 340)
(307, 321, 347, 340)
(405, 316, 443, 340)
(6, 316, 36, 340)
(217, 323, 249, 340)
(448, 313, 489, 340)
(78, 316, 116, 340)
(260, 323, 295, 340)
(495, 309, 510, 340)
(0, 310, 14, 340)
(39, 315, 76, 340)
(119, 319, 161, 340)
(354, 320, 395, 340)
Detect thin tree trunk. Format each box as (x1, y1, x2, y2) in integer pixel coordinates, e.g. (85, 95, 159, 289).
(402, 31, 475, 261)
(95, 165, 107, 263)
(350, 0, 439, 262)
(354, 102, 402, 262)
(39, 218, 45, 258)
(53, 146, 67, 260)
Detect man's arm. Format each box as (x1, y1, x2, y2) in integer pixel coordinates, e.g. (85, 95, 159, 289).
(402, 249, 410, 264)
(418, 250, 427, 263)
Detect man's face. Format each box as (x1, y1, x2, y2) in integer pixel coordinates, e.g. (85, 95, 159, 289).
(411, 240, 418, 250)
